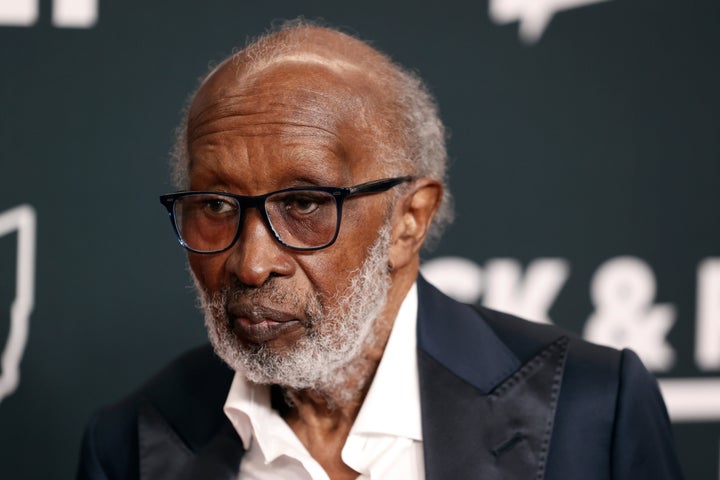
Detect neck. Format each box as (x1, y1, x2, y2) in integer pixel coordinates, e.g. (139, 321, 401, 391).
(277, 299, 393, 479)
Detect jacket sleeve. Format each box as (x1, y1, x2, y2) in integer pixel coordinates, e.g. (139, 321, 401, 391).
(610, 349, 684, 479)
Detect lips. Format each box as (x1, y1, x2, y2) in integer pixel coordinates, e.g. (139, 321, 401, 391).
(227, 304, 302, 344)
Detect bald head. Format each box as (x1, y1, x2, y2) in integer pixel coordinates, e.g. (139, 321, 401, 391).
(220, 25, 394, 81)
(173, 20, 453, 244)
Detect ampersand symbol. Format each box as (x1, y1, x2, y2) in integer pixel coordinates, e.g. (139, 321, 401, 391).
(583, 256, 675, 371)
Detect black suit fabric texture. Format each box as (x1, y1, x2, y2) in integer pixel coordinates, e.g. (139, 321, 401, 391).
(77, 276, 684, 479)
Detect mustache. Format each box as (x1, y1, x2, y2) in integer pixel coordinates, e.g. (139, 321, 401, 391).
(207, 277, 324, 326)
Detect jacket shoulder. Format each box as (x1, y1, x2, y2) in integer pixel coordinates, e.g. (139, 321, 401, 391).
(475, 307, 682, 478)
(77, 345, 233, 479)
(477, 305, 623, 369)
(476, 305, 626, 419)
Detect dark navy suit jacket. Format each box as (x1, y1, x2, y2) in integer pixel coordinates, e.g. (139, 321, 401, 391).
(78, 277, 684, 479)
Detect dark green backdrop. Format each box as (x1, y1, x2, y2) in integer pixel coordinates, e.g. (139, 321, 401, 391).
(1, 0, 718, 478)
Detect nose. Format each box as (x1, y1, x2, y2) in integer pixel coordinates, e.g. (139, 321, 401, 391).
(224, 209, 295, 287)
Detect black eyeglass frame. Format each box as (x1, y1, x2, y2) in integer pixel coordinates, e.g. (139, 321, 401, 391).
(159, 175, 413, 254)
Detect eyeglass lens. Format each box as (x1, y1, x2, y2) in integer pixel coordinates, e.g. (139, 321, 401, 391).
(173, 190, 340, 252)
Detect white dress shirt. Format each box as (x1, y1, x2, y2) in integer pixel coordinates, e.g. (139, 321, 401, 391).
(223, 283, 424, 479)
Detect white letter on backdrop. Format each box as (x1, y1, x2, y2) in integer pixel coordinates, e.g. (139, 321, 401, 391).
(483, 258, 569, 324)
(696, 258, 720, 370)
(421, 256, 484, 304)
(52, 0, 97, 28)
(0, 0, 38, 26)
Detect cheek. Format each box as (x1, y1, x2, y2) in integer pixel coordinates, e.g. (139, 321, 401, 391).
(187, 253, 229, 293)
(298, 235, 375, 299)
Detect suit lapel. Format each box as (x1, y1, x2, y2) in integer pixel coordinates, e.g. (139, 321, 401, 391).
(138, 401, 244, 480)
(416, 277, 569, 480)
(138, 402, 192, 480)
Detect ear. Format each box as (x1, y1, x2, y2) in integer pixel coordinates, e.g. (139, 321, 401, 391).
(388, 178, 443, 270)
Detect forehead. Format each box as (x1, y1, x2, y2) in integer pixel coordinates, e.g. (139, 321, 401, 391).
(191, 59, 368, 133)
(186, 60, 386, 188)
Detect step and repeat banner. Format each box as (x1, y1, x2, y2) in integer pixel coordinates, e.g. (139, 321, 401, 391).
(1, 0, 718, 478)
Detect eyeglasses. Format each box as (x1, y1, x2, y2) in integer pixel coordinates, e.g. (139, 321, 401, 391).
(159, 176, 412, 254)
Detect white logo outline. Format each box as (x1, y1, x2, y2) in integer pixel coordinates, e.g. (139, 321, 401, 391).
(0, 204, 36, 404)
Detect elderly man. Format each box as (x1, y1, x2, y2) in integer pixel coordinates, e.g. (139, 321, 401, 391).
(78, 21, 683, 480)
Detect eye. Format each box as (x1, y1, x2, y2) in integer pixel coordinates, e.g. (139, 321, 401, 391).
(287, 195, 320, 214)
(202, 196, 236, 215)
(279, 191, 335, 217)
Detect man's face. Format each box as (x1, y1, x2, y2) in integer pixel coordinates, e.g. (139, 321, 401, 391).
(186, 61, 399, 391)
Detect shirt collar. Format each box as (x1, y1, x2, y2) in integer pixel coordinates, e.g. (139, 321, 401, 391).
(349, 282, 421, 440)
(224, 373, 310, 463)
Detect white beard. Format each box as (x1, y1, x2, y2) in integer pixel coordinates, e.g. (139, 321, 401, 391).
(194, 223, 392, 400)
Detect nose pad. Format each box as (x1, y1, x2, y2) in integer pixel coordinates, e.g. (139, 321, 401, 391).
(224, 208, 295, 287)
